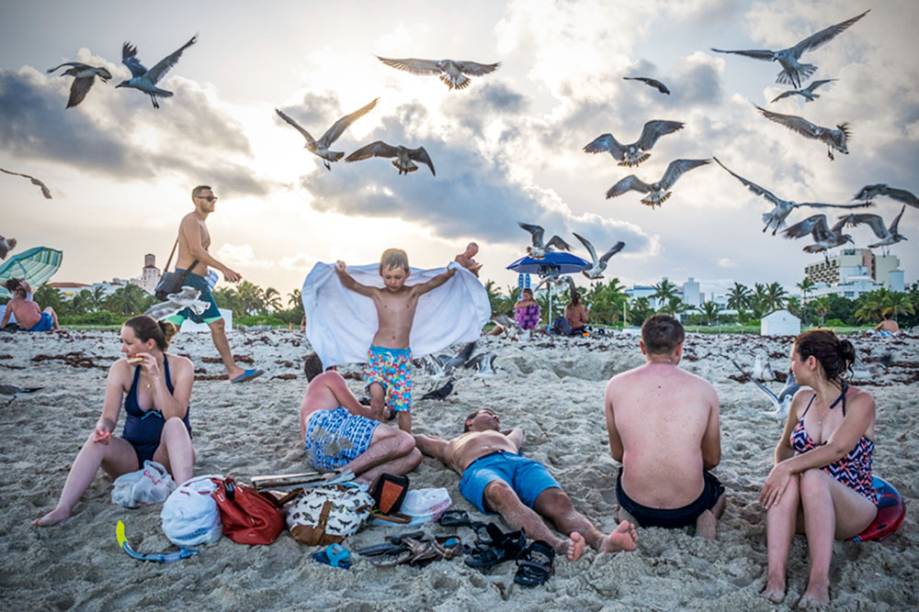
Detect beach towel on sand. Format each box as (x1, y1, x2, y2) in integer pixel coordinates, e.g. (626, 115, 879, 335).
(302, 261, 491, 368)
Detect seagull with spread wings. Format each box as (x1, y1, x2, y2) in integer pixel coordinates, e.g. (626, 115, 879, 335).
(0, 235, 17, 260)
(518, 223, 571, 259)
(606, 159, 710, 208)
(853, 184, 918, 210)
(623, 76, 670, 95)
(839, 206, 908, 250)
(756, 106, 850, 160)
(376, 56, 499, 90)
(0, 168, 52, 199)
(116, 35, 197, 108)
(583, 120, 684, 167)
(770, 78, 837, 104)
(46, 62, 113, 108)
(572, 233, 625, 280)
(275, 98, 378, 171)
(345, 141, 435, 176)
(712, 10, 869, 88)
(713, 157, 873, 234)
(783, 214, 854, 254)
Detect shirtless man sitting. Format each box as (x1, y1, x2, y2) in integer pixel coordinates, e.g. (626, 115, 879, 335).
(453, 242, 483, 277)
(874, 313, 900, 335)
(299, 353, 421, 483)
(415, 409, 637, 561)
(1, 279, 60, 331)
(604, 314, 725, 538)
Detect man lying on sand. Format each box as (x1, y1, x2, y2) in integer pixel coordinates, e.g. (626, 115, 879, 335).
(299, 353, 420, 483)
(415, 409, 637, 561)
(605, 314, 726, 538)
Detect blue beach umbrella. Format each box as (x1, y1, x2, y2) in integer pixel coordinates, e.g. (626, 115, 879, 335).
(0, 246, 64, 297)
(506, 251, 590, 332)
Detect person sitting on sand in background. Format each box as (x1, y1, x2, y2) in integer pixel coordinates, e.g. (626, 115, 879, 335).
(1, 278, 60, 332)
(564, 291, 589, 336)
(454, 241, 483, 277)
(873, 312, 900, 336)
(415, 409, 638, 561)
(335, 248, 456, 434)
(513, 288, 540, 336)
(34, 316, 195, 526)
(299, 352, 421, 483)
(761, 330, 878, 607)
(605, 314, 725, 538)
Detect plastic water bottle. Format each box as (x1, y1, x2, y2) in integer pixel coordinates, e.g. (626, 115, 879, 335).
(206, 270, 219, 290)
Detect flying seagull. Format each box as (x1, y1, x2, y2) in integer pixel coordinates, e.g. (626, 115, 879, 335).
(518, 222, 571, 258)
(783, 214, 853, 253)
(46, 62, 113, 108)
(623, 76, 670, 95)
(464, 351, 497, 375)
(275, 98, 378, 171)
(756, 106, 850, 160)
(144, 286, 210, 321)
(376, 56, 499, 90)
(713, 157, 873, 234)
(345, 141, 435, 176)
(606, 158, 710, 208)
(853, 184, 919, 210)
(117, 35, 197, 108)
(0, 168, 52, 199)
(572, 233, 625, 279)
(730, 359, 799, 418)
(712, 10, 869, 88)
(770, 78, 837, 104)
(839, 206, 908, 249)
(0, 235, 16, 260)
(583, 120, 684, 167)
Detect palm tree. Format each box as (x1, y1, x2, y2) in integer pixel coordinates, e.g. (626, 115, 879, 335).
(90, 285, 107, 312)
(263, 287, 283, 312)
(797, 277, 815, 305)
(726, 283, 751, 318)
(887, 292, 915, 322)
(287, 288, 302, 309)
(810, 295, 832, 325)
(235, 281, 265, 315)
(701, 300, 721, 326)
(749, 283, 770, 319)
(628, 296, 654, 326)
(766, 282, 788, 312)
(652, 278, 680, 309)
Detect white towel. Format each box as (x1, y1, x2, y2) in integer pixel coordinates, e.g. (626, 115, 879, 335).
(302, 261, 491, 367)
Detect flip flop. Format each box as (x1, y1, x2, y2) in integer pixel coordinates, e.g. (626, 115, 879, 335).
(312, 543, 351, 569)
(513, 540, 554, 587)
(231, 368, 264, 384)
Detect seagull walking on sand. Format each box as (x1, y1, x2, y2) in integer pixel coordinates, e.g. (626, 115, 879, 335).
(0, 168, 52, 199)
(275, 98, 378, 171)
(783, 214, 854, 255)
(712, 10, 869, 88)
(606, 158, 710, 208)
(376, 56, 499, 90)
(0, 384, 44, 406)
(770, 79, 837, 103)
(46, 62, 113, 108)
(572, 233, 625, 280)
(346, 141, 435, 176)
(0, 235, 18, 260)
(583, 120, 684, 167)
(713, 157, 873, 234)
(518, 223, 571, 258)
(839, 206, 908, 250)
(116, 35, 197, 109)
(853, 184, 919, 210)
(756, 106, 850, 160)
(623, 76, 670, 95)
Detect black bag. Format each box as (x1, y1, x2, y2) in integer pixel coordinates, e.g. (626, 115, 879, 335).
(154, 238, 198, 300)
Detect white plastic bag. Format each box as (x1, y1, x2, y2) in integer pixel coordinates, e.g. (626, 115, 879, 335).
(160, 474, 223, 546)
(111, 460, 177, 508)
(373, 488, 452, 527)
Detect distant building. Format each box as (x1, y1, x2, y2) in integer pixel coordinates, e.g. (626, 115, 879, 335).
(138, 253, 161, 295)
(47, 254, 162, 300)
(681, 277, 702, 307)
(47, 282, 91, 299)
(761, 309, 801, 336)
(625, 284, 660, 309)
(805, 249, 902, 289)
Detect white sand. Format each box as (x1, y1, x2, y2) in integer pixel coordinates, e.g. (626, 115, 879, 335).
(1, 329, 916, 610)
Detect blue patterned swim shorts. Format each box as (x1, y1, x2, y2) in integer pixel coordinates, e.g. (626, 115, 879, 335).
(304, 407, 380, 471)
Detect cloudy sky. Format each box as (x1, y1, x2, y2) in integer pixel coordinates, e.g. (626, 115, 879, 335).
(2, 0, 916, 298)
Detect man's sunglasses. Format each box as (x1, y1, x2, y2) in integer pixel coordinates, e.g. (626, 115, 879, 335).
(197, 195, 218, 202)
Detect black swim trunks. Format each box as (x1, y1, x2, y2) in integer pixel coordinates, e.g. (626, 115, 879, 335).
(616, 469, 724, 529)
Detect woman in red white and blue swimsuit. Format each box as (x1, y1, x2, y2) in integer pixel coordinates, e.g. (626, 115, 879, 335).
(760, 330, 878, 607)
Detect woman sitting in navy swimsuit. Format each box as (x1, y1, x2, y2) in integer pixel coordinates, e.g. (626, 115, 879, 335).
(760, 330, 878, 607)
(35, 316, 195, 526)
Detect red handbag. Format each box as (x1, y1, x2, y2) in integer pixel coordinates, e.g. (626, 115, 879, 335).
(211, 477, 285, 545)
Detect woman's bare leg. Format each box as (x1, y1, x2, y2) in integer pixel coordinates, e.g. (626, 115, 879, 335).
(34, 435, 138, 526)
(763, 474, 801, 603)
(152, 417, 195, 485)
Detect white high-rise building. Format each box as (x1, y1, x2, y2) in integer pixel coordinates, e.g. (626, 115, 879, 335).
(682, 277, 702, 307)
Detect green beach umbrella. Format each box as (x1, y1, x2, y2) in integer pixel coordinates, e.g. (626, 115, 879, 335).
(0, 246, 64, 297)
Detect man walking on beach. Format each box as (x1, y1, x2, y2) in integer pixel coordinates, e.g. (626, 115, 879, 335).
(415, 409, 638, 560)
(604, 314, 725, 538)
(164, 185, 262, 383)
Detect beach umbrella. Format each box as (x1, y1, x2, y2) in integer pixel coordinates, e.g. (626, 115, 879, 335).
(507, 251, 589, 332)
(0, 246, 64, 297)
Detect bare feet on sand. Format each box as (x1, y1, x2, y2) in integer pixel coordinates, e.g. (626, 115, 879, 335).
(33, 507, 71, 527)
(761, 577, 786, 603)
(562, 532, 587, 561)
(599, 520, 638, 553)
(696, 509, 717, 539)
(796, 584, 830, 608)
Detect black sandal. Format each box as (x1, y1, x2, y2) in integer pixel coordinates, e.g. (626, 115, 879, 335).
(514, 540, 554, 587)
(464, 524, 526, 569)
(438, 510, 486, 529)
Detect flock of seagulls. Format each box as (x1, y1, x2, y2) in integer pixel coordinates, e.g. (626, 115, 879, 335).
(517, 222, 626, 282)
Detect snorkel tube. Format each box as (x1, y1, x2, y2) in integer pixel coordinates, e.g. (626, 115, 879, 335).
(116, 520, 199, 563)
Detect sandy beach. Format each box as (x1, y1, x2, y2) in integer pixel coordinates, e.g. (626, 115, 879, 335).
(1, 328, 916, 611)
